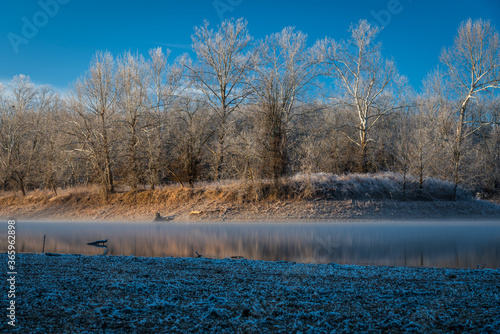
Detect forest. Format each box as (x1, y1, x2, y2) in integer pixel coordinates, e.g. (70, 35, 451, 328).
(0, 18, 499, 201)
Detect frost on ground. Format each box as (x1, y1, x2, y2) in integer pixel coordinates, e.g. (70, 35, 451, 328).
(3, 254, 500, 333)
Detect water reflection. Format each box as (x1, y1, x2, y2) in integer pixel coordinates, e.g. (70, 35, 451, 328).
(3, 220, 500, 269)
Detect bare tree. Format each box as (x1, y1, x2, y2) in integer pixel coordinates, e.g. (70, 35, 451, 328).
(168, 94, 214, 187)
(322, 20, 406, 173)
(413, 70, 455, 188)
(117, 51, 148, 189)
(250, 27, 321, 181)
(440, 19, 500, 199)
(70, 52, 119, 199)
(2, 19, 500, 200)
(0, 77, 68, 196)
(483, 97, 500, 196)
(144, 47, 183, 188)
(0, 75, 39, 196)
(463, 97, 500, 193)
(390, 104, 413, 196)
(318, 104, 360, 174)
(0, 84, 8, 191)
(186, 18, 255, 180)
(36, 85, 64, 195)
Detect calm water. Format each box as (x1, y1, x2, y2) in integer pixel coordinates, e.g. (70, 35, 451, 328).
(2, 220, 500, 269)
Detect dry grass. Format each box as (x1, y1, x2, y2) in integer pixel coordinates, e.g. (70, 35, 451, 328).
(0, 173, 474, 208)
(0, 184, 101, 207)
(291, 172, 473, 201)
(2, 173, 494, 222)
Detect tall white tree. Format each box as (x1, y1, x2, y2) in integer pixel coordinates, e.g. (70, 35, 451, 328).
(322, 20, 406, 173)
(440, 19, 500, 199)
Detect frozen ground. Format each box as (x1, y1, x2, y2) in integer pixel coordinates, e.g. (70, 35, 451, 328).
(2, 254, 500, 333)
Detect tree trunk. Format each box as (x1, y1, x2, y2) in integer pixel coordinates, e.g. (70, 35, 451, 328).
(185, 141, 197, 187)
(51, 181, 58, 196)
(452, 100, 468, 201)
(361, 130, 368, 173)
(101, 111, 114, 197)
(418, 146, 424, 189)
(271, 127, 287, 183)
(128, 122, 139, 190)
(271, 132, 281, 183)
(16, 174, 26, 197)
(215, 130, 225, 181)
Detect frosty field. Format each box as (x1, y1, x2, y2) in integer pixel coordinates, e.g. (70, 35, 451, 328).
(3, 253, 499, 333)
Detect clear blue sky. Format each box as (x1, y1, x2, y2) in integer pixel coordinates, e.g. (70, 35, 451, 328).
(1, 0, 499, 91)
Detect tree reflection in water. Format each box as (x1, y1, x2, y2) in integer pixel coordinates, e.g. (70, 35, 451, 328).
(9, 220, 500, 269)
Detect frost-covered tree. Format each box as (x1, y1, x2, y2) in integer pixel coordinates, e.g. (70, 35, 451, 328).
(168, 94, 214, 187)
(36, 85, 65, 195)
(117, 51, 148, 189)
(322, 20, 406, 173)
(440, 19, 500, 199)
(250, 27, 321, 181)
(144, 47, 183, 189)
(186, 18, 256, 180)
(0, 76, 63, 195)
(70, 52, 119, 199)
(0, 75, 39, 195)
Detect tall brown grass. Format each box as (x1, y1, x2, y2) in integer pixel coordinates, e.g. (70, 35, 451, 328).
(0, 172, 474, 208)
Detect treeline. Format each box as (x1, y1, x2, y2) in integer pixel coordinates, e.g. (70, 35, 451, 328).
(0, 18, 499, 200)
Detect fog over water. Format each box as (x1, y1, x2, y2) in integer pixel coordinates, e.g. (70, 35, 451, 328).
(4, 220, 500, 269)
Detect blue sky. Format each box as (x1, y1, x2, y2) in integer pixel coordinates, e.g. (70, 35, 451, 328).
(1, 0, 499, 91)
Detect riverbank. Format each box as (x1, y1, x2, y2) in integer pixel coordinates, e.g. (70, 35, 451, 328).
(1, 174, 499, 222)
(1, 196, 499, 222)
(3, 253, 499, 333)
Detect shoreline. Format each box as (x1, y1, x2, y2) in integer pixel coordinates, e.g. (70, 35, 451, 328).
(1, 176, 499, 223)
(1, 198, 500, 223)
(5, 253, 500, 333)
